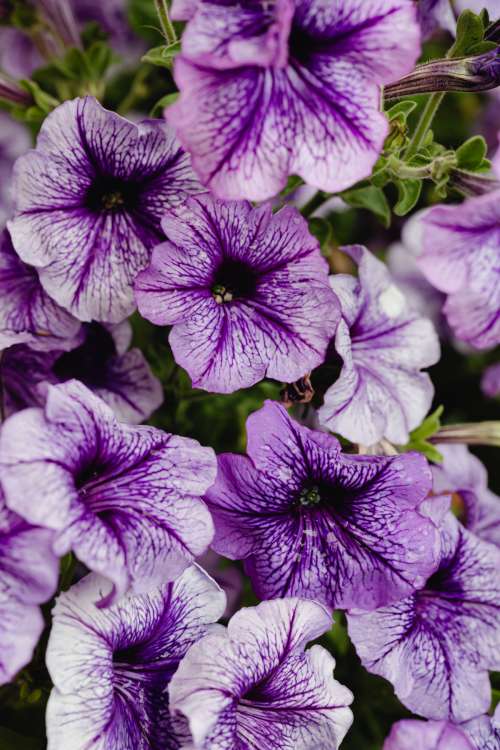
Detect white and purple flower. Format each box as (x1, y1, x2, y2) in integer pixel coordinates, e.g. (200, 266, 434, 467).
(415, 192, 500, 350)
(462, 704, 500, 750)
(1, 321, 163, 424)
(348, 511, 500, 722)
(8, 97, 204, 323)
(169, 597, 354, 749)
(383, 718, 474, 750)
(46, 565, 226, 750)
(0, 485, 59, 685)
(0, 228, 82, 352)
(135, 196, 339, 393)
(0, 380, 216, 607)
(318, 244, 441, 445)
(167, 0, 421, 200)
(204, 400, 441, 611)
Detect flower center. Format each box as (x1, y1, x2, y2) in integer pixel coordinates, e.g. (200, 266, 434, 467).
(85, 175, 138, 213)
(211, 259, 258, 304)
(53, 322, 117, 388)
(298, 485, 321, 507)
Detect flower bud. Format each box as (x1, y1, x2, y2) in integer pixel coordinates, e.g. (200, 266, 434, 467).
(0, 74, 33, 106)
(35, 0, 81, 49)
(449, 168, 500, 196)
(431, 421, 500, 447)
(385, 47, 500, 100)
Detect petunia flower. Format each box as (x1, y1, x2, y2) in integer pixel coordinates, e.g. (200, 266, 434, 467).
(462, 704, 500, 750)
(8, 96, 204, 323)
(0, 114, 31, 225)
(383, 719, 473, 750)
(318, 245, 440, 446)
(166, 0, 421, 200)
(0, 380, 216, 607)
(46, 565, 226, 750)
(415, 191, 500, 350)
(0, 484, 59, 685)
(204, 400, 441, 611)
(169, 597, 353, 749)
(432, 444, 500, 548)
(347, 511, 500, 722)
(135, 196, 339, 393)
(0, 228, 82, 352)
(481, 362, 500, 398)
(1, 321, 163, 424)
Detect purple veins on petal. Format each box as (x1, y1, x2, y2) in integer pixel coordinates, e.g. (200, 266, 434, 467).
(204, 399, 441, 611)
(0, 483, 59, 685)
(383, 718, 474, 750)
(462, 704, 500, 750)
(0, 228, 82, 352)
(415, 192, 500, 350)
(0, 321, 163, 424)
(135, 195, 340, 394)
(347, 513, 500, 722)
(169, 597, 353, 750)
(318, 244, 441, 446)
(432, 444, 500, 548)
(166, 0, 421, 200)
(0, 380, 216, 606)
(8, 96, 205, 323)
(46, 565, 226, 750)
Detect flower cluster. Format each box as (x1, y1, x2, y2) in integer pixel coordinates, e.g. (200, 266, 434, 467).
(0, 1, 498, 749)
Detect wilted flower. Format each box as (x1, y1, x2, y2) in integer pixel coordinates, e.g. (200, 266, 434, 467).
(205, 400, 440, 611)
(383, 718, 473, 750)
(167, 0, 421, 200)
(0, 485, 59, 685)
(9, 96, 204, 323)
(415, 192, 500, 349)
(135, 196, 339, 393)
(0, 321, 163, 424)
(46, 566, 226, 749)
(169, 597, 353, 749)
(318, 244, 440, 445)
(0, 228, 82, 352)
(348, 510, 500, 722)
(0, 380, 216, 606)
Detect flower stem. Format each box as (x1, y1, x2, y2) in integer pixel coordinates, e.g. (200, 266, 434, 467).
(404, 92, 444, 160)
(154, 0, 177, 46)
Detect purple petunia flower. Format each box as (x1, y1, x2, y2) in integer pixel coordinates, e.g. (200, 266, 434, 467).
(383, 719, 474, 750)
(0, 228, 82, 353)
(482, 363, 500, 398)
(204, 400, 441, 611)
(0, 484, 59, 684)
(415, 192, 500, 350)
(8, 96, 204, 323)
(166, 0, 421, 200)
(417, 0, 455, 40)
(1, 321, 163, 424)
(432, 444, 500, 548)
(0, 380, 216, 607)
(169, 597, 354, 749)
(135, 196, 339, 393)
(46, 565, 226, 750)
(318, 245, 441, 446)
(462, 704, 500, 750)
(347, 510, 500, 722)
(0, 114, 31, 225)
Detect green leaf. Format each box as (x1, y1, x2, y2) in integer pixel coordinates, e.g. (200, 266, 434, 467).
(149, 92, 179, 117)
(450, 10, 485, 57)
(409, 441, 444, 463)
(393, 179, 422, 216)
(410, 406, 444, 442)
(456, 136, 488, 171)
(142, 41, 182, 69)
(281, 174, 304, 198)
(307, 217, 333, 250)
(385, 100, 417, 121)
(19, 80, 59, 114)
(342, 185, 391, 228)
(85, 41, 114, 79)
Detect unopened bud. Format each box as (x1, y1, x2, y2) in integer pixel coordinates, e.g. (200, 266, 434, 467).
(430, 421, 500, 447)
(0, 75, 33, 106)
(385, 47, 500, 100)
(449, 168, 500, 197)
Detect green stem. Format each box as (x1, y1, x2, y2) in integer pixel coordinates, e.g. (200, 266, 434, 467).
(154, 0, 177, 45)
(301, 190, 327, 217)
(404, 92, 444, 160)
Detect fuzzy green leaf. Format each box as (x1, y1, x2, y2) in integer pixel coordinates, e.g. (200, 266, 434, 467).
(393, 179, 422, 216)
(342, 185, 391, 227)
(456, 136, 488, 170)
